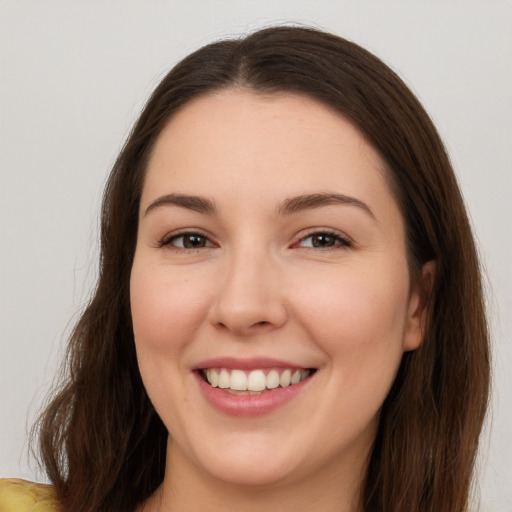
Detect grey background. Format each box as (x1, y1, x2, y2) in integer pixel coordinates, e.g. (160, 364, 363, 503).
(1, 1, 511, 510)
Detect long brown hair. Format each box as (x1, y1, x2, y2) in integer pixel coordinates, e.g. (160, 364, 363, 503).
(35, 26, 490, 512)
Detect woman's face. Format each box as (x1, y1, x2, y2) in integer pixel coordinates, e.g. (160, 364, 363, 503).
(130, 90, 427, 488)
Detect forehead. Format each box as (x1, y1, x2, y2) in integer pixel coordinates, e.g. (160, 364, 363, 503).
(142, 90, 395, 216)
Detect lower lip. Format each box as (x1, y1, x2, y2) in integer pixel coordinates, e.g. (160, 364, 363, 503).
(194, 372, 313, 417)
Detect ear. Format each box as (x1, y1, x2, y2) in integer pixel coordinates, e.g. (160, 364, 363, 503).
(403, 260, 436, 352)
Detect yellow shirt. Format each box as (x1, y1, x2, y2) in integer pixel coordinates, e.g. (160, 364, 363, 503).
(0, 479, 58, 512)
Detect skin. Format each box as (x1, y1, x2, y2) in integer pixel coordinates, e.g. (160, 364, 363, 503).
(131, 90, 432, 511)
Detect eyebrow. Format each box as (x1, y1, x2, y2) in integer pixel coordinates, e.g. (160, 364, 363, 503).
(144, 193, 217, 216)
(143, 191, 375, 219)
(277, 193, 375, 219)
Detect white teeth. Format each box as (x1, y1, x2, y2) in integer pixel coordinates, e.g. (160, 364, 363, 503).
(247, 370, 266, 391)
(280, 369, 291, 387)
(218, 369, 230, 389)
(230, 370, 247, 391)
(266, 369, 280, 389)
(203, 367, 311, 392)
(291, 370, 301, 384)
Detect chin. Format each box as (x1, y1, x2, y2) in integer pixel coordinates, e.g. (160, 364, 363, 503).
(172, 431, 309, 489)
(202, 454, 299, 488)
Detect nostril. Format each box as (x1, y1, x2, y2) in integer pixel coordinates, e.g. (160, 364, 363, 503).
(250, 320, 274, 330)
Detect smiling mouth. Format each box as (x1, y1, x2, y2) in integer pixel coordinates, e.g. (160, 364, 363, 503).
(200, 368, 316, 395)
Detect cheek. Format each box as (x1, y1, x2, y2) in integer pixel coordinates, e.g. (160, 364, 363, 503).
(130, 265, 211, 354)
(292, 264, 410, 358)
(129, 262, 214, 427)
(291, 265, 411, 434)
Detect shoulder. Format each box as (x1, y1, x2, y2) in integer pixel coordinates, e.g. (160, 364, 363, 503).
(0, 479, 58, 512)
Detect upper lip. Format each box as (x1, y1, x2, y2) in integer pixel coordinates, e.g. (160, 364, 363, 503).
(192, 357, 311, 371)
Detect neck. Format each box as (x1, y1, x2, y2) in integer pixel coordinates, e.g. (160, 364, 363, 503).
(140, 437, 368, 512)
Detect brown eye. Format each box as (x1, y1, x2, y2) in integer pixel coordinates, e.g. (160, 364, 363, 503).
(298, 232, 351, 249)
(163, 233, 214, 249)
(311, 234, 336, 247)
(182, 234, 208, 248)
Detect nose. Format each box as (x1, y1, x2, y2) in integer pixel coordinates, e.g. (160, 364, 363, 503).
(209, 249, 288, 336)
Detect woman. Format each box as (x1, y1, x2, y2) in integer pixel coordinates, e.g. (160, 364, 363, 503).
(0, 26, 489, 512)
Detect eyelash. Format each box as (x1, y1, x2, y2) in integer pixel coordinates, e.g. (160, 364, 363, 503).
(294, 230, 352, 250)
(158, 230, 215, 251)
(158, 229, 352, 252)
